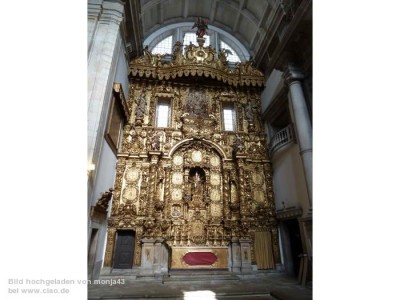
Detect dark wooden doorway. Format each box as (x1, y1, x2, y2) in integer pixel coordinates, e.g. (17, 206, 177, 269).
(286, 219, 302, 277)
(113, 230, 135, 269)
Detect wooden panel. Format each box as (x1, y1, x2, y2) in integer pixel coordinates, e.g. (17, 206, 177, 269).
(171, 247, 228, 269)
(113, 231, 135, 269)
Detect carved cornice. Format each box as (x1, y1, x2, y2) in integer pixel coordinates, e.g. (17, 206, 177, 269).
(275, 207, 303, 220)
(98, 0, 125, 25)
(129, 43, 265, 88)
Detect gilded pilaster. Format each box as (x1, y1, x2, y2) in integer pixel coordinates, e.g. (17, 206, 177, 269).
(237, 159, 247, 218)
(148, 164, 157, 216)
(222, 169, 231, 219)
(103, 227, 116, 267)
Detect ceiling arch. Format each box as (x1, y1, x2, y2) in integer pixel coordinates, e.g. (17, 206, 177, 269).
(143, 22, 251, 61)
(139, 0, 277, 57)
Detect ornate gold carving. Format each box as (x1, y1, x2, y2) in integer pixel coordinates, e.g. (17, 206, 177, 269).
(104, 52, 280, 270)
(123, 186, 138, 201)
(211, 203, 222, 217)
(210, 173, 220, 186)
(252, 172, 264, 185)
(171, 188, 183, 201)
(210, 189, 221, 201)
(172, 172, 183, 185)
(125, 167, 140, 182)
(210, 156, 220, 167)
(191, 150, 203, 162)
(254, 190, 265, 203)
(173, 155, 183, 166)
(129, 44, 264, 88)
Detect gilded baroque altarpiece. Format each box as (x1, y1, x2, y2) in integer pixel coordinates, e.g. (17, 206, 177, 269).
(104, 41, 280, 271)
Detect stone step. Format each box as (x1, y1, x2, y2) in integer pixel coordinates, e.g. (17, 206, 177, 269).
(162, 272, 240, 284)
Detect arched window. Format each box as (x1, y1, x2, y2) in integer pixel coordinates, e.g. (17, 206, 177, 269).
(151, 35, 172, 55)
(144, 23, 251, 62)
(183, 33, 210, 47)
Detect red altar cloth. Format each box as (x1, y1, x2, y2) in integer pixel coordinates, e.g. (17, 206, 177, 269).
(182, 252, 218, 265)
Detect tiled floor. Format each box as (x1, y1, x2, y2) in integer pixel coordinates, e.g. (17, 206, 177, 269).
(88, 271, 312, 300)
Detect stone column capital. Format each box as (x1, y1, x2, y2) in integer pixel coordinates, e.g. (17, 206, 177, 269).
(283, 63, 304, 85)
(99, 0, 125, 25)
(88, 1, 103, 20)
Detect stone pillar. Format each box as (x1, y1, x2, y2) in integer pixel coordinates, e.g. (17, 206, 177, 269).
(239, 238, 252, 272)
(231, 238, 241, 272)
(88, 0, 103, 53)
(153, 238, 168, 275)
(87, 0, 125, 171)
(140, 238, 156, 275)
(283, 63, 313, 210)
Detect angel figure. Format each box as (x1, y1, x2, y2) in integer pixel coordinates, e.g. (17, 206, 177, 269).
(192, 17, 208, 38)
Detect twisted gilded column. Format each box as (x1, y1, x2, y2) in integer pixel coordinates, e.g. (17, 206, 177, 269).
(283, 63, 312, 211)
(223, 169, 230, 218)
(237, 159, 247, 218)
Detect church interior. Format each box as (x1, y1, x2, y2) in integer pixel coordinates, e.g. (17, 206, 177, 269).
(87, 0, 312, 298)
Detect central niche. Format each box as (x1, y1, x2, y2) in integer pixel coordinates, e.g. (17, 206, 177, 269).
(169, 141, 224, 246)
(188, 167, 206, 202)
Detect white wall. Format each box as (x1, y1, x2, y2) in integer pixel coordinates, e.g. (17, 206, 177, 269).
(261, 69, 283, 113)
(114, 42, 129, 99)
(271, 143, 309, 213)
(91, 141, 117, 206)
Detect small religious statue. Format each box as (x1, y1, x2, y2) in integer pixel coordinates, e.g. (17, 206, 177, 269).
(244, 103, 254, 122)
(148, 131, 161, 151)
(192, 17, 208, 38)
(172, 41, 183, 63)
(190, 170, 206, 203)
(194, 171, 202, 188)
(218, 48, 232, 66)
(233, 134, 245, 153)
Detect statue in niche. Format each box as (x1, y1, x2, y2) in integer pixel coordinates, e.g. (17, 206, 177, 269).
(188, 168, 207, 210)
(191, 171, 204, 196)
(244, 103, 255, 122)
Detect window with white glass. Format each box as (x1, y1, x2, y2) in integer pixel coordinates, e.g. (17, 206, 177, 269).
(220, 41, 241, 63)
(183, 33, 210, 47)
(156, 100, 171, 127)
(152, 36, 173, 55)
(222, 104, 236, 131)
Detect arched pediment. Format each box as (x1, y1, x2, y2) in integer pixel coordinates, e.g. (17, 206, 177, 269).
(167, 138, 227, 160)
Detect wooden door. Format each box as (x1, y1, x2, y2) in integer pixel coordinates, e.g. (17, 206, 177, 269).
(113, 231, 135, 269)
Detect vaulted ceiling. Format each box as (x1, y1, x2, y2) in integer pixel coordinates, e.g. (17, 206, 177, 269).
(125, 0, 312, 74)
(139, 0, 276, 57)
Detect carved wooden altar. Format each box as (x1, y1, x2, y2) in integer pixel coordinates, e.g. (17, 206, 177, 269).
(104, 40, 280, 272)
